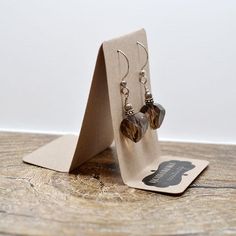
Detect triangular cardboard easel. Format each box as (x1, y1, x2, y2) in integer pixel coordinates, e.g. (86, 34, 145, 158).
(23, 45, 113, 172)
(23, 29, 208, 194)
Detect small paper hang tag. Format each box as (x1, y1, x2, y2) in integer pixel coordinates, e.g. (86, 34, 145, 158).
(127, 156, 209, 194)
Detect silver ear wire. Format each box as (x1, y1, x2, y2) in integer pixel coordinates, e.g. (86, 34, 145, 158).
(117, 50, 130, 82)
(137, 41, 149, 70)
(117, 49, 134, 116)
(136, 41, 152, 102)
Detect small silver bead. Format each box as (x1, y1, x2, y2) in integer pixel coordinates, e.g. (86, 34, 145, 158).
(145, 91, 153, 99)
(124, 103, 133, 111)
(140, 69, 146, 77)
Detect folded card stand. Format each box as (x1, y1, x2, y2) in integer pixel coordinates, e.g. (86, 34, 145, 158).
(23, 29, 208, 194)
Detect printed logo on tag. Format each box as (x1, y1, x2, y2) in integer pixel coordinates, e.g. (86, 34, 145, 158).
(142, 160, 195, 188)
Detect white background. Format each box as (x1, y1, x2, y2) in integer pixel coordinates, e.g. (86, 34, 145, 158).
(0, 0, 235, 144)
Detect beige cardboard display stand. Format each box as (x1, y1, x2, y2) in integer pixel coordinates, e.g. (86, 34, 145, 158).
(23, 29, 208, 194)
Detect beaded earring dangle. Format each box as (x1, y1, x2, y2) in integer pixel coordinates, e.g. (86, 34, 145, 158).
(118, 49, 148, 143)
(137, 41, 166, 129)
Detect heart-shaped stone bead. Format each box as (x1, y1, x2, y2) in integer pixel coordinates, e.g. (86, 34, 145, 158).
(120, 112, 148, 143)
(140, 103, 165, 129)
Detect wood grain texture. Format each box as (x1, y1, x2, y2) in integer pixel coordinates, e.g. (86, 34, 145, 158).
(0, 132, 235, 236)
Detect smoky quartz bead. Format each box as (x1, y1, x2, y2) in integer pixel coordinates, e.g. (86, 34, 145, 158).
(120, 112, 148, 143)
(140, 103, 165, 129)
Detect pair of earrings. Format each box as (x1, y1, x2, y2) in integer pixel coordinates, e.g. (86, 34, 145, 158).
(118, 42, 166, 143)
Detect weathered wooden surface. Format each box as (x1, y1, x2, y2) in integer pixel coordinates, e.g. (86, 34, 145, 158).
(0, 132, 235, 236)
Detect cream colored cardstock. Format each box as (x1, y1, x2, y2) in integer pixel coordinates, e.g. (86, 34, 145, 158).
(23, 29, 208, 194)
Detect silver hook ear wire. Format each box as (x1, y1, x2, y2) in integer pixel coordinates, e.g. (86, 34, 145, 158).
(136, 41, 148, 89)
(117, 49, 134, 116)
(137, 41, 153, 103)
(117, 50, 130, 82)
(137, 41, 149, 71)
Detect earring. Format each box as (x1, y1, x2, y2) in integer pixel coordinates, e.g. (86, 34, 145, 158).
(118, 50, 148, 143)
(137, 41, 166, 129)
